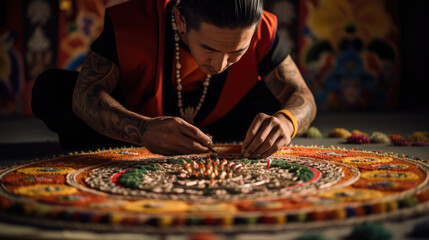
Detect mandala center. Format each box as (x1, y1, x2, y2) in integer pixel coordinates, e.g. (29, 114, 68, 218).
(179, 159, 245, 181)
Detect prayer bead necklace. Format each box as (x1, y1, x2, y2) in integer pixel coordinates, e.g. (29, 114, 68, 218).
(171, 9, 212, 125)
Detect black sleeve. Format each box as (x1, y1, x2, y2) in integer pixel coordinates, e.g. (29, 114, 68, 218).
(90, 11, 120, 67)
(258, 30, 290, 77)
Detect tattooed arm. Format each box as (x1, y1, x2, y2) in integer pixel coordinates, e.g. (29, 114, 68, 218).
(242, 55, 316, 158)
(72, 51, 212, 154)
(265, 55, 316, 134)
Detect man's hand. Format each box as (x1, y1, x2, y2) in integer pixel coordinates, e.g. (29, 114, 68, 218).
(141, 116, 213, 155)
(241, 113, 294, 158)
(73, 51, 213, 155)
(243, 54, 317, 159)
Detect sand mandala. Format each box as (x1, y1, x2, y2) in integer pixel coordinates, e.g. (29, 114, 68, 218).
(79, 157, 353, 201)
(0, 144, 428, 233)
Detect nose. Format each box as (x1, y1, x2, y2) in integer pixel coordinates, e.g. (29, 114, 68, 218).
(211, 53, 229, 73)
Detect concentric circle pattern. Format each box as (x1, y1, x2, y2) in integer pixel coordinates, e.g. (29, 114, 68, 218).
(0, 144, 428, 232)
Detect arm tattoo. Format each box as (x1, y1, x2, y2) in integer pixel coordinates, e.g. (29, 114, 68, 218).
(264, 55, 317, 134)
(72, 51, 147, 145)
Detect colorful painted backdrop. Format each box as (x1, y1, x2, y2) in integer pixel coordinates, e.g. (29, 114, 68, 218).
(298, 0, 400, 111)
(57, 0, 127, 71)
(0, 1, 25, 115)
(0, 0, 124, 116)
(0, 0, 403, 115)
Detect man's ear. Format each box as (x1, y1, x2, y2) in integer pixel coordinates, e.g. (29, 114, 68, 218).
(173, 7, 186, 34)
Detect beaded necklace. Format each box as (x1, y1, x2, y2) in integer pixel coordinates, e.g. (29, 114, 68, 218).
(171, 8, 211, 124)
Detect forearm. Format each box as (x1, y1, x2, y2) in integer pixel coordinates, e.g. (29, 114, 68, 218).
(72, 51, 148, 145)
(281, 90, 316, 135)
(73, 90, 148, 145)
(264, 55, 316, 135)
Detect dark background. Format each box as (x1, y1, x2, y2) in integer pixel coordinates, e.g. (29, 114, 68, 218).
(398, 0, 429, 112)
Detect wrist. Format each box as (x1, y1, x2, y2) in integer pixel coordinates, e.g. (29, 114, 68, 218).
(273, 109, 298, 139)
(274, 111, 292, 126)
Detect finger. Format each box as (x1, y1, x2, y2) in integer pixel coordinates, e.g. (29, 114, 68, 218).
(161, 126, 209, 154)
(242, 113, 265, 153)
(177, 132, 210, 153)
(260, 135, 289, 158)
(160, 124, 209, 153)
(251, 129, 281, 158)
(177, 119, 213, 147)
(206, 133, 213, 141)
(147, 131, 196, 155)
(243, 120, 272, 158)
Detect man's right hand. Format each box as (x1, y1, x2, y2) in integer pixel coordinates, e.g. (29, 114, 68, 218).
(73, 51, 212, 155)
(141, 116, 213, 155)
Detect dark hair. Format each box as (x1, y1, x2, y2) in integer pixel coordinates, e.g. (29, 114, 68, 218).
(176, 0, 263, 31)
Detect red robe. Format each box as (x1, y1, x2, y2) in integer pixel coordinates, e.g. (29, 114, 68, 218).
(108, 0, 278, 128)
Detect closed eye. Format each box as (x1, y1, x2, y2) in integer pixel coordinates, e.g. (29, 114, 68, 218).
(200, 43, 248, 54)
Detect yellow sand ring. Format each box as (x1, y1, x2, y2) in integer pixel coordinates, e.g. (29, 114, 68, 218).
(13, 184, 77, 197)
(361, 170, 419, 181)
(341, 156, 393, 165)
(189, 203, 237, 213)
(123, 200, 189, 213)
(17, 167, 75, 175)
(319, 188, 384, 202)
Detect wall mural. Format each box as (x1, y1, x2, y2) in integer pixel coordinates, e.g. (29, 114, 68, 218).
(23, 0, 58, 115)
(0, 1, 25, 115)
(298, 0, 400, 111)
(0, 0, 404, 115)
(57, 0, 127, 71)
(0, 0, 125, 116)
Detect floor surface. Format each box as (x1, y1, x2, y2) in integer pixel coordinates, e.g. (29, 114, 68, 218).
(1, 111, 428, 161)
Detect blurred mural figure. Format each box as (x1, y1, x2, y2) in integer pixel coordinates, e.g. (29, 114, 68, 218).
(0, 3, 24, 115)
(25, 0, 55, 79)
(298, 0, 400, 111)
(23, 0, 58, 114)
(0, 0, 126, 116)
(0, 32, 24, 115)
(58, 0, 127, 71)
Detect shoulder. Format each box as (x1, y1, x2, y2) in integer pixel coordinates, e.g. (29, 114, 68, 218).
(250, 10, 278, 60)
(256, 11, 278, 42)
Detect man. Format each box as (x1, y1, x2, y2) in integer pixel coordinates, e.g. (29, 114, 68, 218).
(32, 0, 316, 158)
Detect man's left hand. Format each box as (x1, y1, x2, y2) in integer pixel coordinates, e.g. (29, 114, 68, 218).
(242, 113, 293, 158)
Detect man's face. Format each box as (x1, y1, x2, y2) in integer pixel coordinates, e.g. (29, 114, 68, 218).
(184, 22, 256, 75)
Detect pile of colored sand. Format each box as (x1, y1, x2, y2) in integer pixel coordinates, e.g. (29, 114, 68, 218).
(305, 126, 323, 139)
(389, 134, 403, 141)
(329, 128, 352, 138)
(408, 131, 429, 142)
(352, 129, 369, 137)
(370, 132, 391, 144)
(391, 138, 411, 146)
(347, 134, 370, 144)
